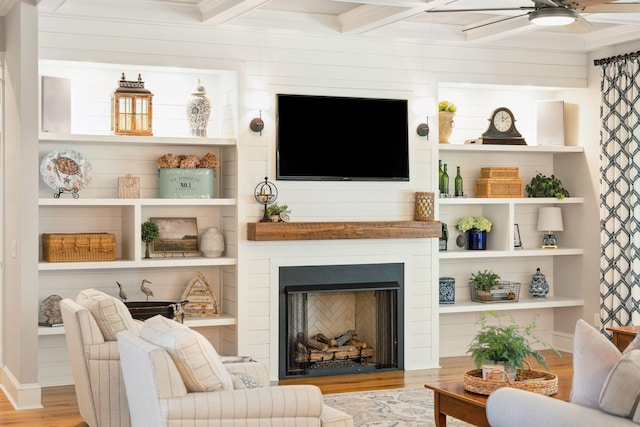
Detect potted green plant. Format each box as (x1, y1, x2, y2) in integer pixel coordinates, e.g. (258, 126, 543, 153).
(438, 100, 457, 144)
(470, 269, 501, 302)
(470, 269, 501, 292)
(266, 202, 290, 222)
(525, 173, 570, 199)
(467, 311, 560, 380)
(456, 216, 492, 250)
(141, 221, 160, 259)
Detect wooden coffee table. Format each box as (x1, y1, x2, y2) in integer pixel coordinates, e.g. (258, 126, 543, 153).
(425, 351, 573, 427)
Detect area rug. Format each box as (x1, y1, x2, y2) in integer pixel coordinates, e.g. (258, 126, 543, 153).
(323, 387, 474, 427)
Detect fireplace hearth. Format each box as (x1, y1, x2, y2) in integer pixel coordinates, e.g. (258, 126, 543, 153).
(279, 263, 404, 379)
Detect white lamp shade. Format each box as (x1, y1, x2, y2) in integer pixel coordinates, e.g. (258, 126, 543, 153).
(537, 207, 564, 232)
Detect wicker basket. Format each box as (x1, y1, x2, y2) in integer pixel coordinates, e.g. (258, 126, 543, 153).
(42, 233, 116, 262)
(469, 281, 520, 303)
(463, 366, 558, 396)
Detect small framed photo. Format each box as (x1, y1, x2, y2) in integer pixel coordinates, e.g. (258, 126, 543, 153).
(514, 224, 523, 249)
(150, 217, 199, 254)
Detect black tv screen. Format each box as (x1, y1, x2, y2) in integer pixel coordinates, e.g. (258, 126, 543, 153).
(276, 94, 409, 181)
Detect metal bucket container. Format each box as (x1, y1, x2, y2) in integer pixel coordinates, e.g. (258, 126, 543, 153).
(125, 300, 188, 322)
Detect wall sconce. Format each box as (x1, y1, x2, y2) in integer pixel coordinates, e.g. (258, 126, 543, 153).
(249, 91, 269, 135)
(111, 73, 154, 136)
(414, 97, 436, 139)
(537, 207, 564, 248)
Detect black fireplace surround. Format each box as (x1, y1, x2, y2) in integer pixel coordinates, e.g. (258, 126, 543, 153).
(278, 263, 404, 379)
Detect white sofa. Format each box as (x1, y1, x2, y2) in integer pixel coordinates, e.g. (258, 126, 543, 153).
(486, 319, 640, 427)
(117, 315, 354, 427)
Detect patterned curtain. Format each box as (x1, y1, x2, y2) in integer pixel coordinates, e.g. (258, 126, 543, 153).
(599, 56, 640, 333)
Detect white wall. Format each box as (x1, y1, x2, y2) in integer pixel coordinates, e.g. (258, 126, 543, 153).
(22, 13, 598, 387)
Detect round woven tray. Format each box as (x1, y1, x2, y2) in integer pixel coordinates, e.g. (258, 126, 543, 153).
(463, 367, 558, 396)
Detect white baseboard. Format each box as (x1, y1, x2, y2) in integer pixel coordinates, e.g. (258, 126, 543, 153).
(1, 365, 42, 410)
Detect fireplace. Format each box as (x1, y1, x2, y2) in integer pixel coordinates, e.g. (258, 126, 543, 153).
(279, 263, 404, 379)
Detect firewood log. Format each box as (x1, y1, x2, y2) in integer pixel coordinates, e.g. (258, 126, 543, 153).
(346, 338, 367, 348)
(314, 333, 338, 347)
(335, 329, 356, 347)
(308, 350, 334, 361)
(333, 347, 361, 360)
(360, 348, 375, 357)
(303, 336, 329, 352)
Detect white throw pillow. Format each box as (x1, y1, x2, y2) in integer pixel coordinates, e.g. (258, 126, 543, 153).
(76, 288, 139, 341)
(599, 349, 640, 422)
(140, 314, 233, 392)
(570, 319, 622, 409)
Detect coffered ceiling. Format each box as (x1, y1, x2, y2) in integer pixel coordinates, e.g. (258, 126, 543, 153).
(3, 0, 640, 51)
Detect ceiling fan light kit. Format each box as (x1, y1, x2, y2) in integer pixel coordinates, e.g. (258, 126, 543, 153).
(529, 8, 578, 26)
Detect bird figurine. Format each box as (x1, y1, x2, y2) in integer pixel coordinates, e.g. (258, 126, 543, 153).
(140, 279, 154, 301)
(116, 281, 128, 301)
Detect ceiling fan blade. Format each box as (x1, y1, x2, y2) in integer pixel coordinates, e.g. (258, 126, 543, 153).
(565, 13, 592, 33)
(462, 12, 530, 32)
(562, 0, 612, 10)
(427, 7, 535, 13)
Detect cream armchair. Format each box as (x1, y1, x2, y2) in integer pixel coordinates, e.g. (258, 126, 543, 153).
(60, 289, 142, 427)
(117, 317, 353, 427)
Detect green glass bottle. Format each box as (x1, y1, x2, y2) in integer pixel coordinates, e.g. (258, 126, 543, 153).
(455, 166, 463, 197)
(442, 164, 449, 195)
(438, 160, 444, 194)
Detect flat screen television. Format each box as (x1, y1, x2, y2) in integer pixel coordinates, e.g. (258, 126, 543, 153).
(276, 94, 409, 181)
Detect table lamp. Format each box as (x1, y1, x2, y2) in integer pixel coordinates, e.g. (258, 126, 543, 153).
(537, 207, 563, 248)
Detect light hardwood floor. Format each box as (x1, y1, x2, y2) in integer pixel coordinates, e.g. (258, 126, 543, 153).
(0, 350, 571, 426)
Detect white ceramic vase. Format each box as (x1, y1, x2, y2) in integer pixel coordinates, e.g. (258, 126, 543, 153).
(200, 227, 224, 257)
(186, 79, 211, 137)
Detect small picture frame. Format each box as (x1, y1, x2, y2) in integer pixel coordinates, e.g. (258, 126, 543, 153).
(150, 217, 199, 254)
(514, 224, 523, 248)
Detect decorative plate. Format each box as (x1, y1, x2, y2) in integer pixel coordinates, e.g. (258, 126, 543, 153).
(40, 149, 92, 195)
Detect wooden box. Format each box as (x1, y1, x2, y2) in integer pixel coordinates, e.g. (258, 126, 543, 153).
(480, 167, 520, 179)
(475, 178, 524, 198)
(118, 174, 140, 198)
(42, 233, 116, 262)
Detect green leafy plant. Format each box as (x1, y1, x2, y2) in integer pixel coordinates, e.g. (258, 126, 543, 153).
(467, 311, 560, 371)
(266, 202, 290, 216)
(525, 173, 570, 199)
(470, 269, 501, 292)
(141, 221, 160, 243)
(141, 221, 160, 259)
(438, 100, 457, 113)
(456, 216, 492, 232)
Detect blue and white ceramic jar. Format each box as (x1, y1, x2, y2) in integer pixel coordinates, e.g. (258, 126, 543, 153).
(529, 267, 549, 298)
(186, 79, 211, 137)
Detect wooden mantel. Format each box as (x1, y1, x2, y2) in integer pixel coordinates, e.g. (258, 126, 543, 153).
(247, 220, 441, 241)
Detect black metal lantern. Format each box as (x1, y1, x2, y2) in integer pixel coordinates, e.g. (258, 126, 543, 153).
(254, 177, 278, 222)
(111, 73, 154, 136)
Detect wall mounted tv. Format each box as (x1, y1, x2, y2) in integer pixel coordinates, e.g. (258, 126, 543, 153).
(276, 94, 409, 181)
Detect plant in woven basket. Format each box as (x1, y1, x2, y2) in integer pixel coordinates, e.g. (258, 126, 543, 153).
(525, 173, 570, 199)
(468, 311, 560, 372)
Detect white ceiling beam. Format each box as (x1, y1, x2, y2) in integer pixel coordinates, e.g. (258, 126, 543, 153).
(0, 0, 17, 16)
(339, 5, 424, 34)
(36, 0, 67, 12)
(338, 0, 452, 34)
(197, 0, 272, 25)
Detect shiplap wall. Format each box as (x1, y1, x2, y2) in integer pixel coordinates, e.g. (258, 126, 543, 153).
(31, 14, 591, 385)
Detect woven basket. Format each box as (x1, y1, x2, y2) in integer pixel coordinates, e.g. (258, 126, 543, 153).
(42, 233, 116, 262)
(463, 365, 558, 396)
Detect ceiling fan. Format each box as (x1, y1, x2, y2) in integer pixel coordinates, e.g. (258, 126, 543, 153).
(425, 0, 638, 31)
